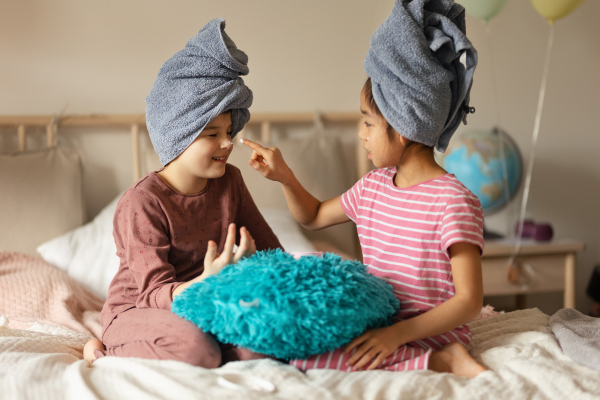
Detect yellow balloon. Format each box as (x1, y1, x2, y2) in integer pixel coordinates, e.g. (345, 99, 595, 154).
(529, 0, 586, 24)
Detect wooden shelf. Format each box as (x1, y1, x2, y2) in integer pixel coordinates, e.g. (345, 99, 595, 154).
(482, 239, 585, 258)
(481, 238, 585, 309)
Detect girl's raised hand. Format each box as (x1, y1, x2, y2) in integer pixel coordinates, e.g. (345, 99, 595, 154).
(173, 224, 256, 298)
(240, 139, 293, 184)
(203, 223, 256, 278)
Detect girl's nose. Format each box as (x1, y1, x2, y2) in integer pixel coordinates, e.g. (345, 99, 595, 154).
(358, 125, 368, 141)
(222, 138, 234, 150)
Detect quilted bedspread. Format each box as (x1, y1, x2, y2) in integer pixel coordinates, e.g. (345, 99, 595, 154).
(1, 251, 600, 400)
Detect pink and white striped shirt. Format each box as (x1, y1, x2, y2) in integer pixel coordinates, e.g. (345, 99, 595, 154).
(289, 168, 484, 372)
(341, 167, 484, 344)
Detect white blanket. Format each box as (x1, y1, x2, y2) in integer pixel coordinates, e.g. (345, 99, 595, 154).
(2, 308, 599, 400)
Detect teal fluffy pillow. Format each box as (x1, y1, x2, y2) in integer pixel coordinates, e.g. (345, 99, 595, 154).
(171, 250, 399, 360)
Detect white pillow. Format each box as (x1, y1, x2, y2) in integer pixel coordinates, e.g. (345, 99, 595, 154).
(37, 194, 314, 300)
(258, 208, 316, 253)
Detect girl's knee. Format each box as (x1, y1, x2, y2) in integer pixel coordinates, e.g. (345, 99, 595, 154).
(166, 323, 222, 368)
(188, 348, 221, 368)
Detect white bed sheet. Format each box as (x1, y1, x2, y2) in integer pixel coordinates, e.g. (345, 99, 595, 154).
(2, 308, 599, 400)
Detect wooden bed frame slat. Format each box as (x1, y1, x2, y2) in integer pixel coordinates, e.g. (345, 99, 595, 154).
(17, 124, 26, 151)
(1, 112, 368, 182)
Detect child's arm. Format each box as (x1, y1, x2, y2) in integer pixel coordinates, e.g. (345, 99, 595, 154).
(344, 241, 483, 370)
(114, 192, 185, 310)
(241, 139, 349, 231)
(172, 224, 255, 298)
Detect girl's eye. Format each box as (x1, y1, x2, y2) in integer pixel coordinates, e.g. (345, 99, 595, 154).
(209, 134, 218, 138)
(364, 122, 372, 128)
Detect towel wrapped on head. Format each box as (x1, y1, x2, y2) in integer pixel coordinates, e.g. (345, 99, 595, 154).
(364, 0, 478, 152)
(146, 18, 252, 166)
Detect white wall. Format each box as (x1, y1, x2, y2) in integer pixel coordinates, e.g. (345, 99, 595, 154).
(1, 0, 599, 314)
(0, 0, 393, 113)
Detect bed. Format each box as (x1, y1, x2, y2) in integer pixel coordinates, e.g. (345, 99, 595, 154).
(1, 114, 599, 399)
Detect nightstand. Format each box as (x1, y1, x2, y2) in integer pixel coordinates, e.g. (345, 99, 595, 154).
(481, 239, 585, 309)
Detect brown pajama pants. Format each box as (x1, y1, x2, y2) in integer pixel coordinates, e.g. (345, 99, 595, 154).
(95, 307, 270, 367)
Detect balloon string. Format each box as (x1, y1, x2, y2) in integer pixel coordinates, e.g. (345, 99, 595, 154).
(508, 24, 555, 266)
(485, 22, 512, 237)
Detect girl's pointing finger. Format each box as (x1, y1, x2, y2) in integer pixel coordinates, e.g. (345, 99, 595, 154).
(239, 138, 267, 152)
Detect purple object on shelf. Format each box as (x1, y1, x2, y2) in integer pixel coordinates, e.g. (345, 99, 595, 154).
(515, 219, 536, 238)
(533, 223, 554, 241)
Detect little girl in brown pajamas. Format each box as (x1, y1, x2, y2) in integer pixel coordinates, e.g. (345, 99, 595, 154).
(83, 18, 282, 367)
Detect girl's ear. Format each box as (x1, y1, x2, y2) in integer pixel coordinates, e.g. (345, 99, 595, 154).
(398, 134, 409, 146)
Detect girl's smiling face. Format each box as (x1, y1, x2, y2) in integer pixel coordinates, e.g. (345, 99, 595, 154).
(175, 111, 234, 179)
(358, 90, 405, 169)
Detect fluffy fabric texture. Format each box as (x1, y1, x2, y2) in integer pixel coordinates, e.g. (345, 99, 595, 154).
(364, 0, 478, 152)
(145, 18, 252, 166)
(549, 308, 600, 371)
(172, 250, 399, 360)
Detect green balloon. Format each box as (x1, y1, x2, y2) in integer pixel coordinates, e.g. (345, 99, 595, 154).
(457, 0, 510, 23)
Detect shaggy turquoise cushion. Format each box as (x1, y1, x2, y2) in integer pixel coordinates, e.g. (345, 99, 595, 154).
(171, 250, 399, 360)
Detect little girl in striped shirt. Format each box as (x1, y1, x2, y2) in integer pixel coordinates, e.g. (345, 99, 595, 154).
(241, 0, 486, 378)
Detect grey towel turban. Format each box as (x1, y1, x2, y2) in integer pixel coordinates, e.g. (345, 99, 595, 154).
(364, 0, 478, 152)
(146, 19, 252, 166)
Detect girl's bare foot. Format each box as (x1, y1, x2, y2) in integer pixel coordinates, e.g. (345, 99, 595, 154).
(429, 342, 486, 378)
(83, 339, 105, 367)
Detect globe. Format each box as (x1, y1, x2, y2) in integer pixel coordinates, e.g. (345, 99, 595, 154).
(435, 128, 523, 217)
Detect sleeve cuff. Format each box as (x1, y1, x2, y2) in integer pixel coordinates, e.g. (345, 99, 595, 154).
(153, 282, 185, 310)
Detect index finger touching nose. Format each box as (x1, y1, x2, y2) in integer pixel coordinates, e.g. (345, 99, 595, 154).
(239, 138, 266, 152)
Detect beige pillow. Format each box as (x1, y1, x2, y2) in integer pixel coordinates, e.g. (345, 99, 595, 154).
(0, 146, 85, 256)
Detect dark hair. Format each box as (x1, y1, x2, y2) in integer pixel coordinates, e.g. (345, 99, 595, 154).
(362, 78, 433, 167)
(362, 78, 396, 143)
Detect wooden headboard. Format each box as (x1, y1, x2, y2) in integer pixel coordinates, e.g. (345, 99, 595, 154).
(0, 112, 369, 182)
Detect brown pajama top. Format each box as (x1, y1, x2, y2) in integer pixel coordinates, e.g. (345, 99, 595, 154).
(100, 164, 282, 338)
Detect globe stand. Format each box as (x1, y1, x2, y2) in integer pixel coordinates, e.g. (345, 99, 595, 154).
(483, 225, 504, 240)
